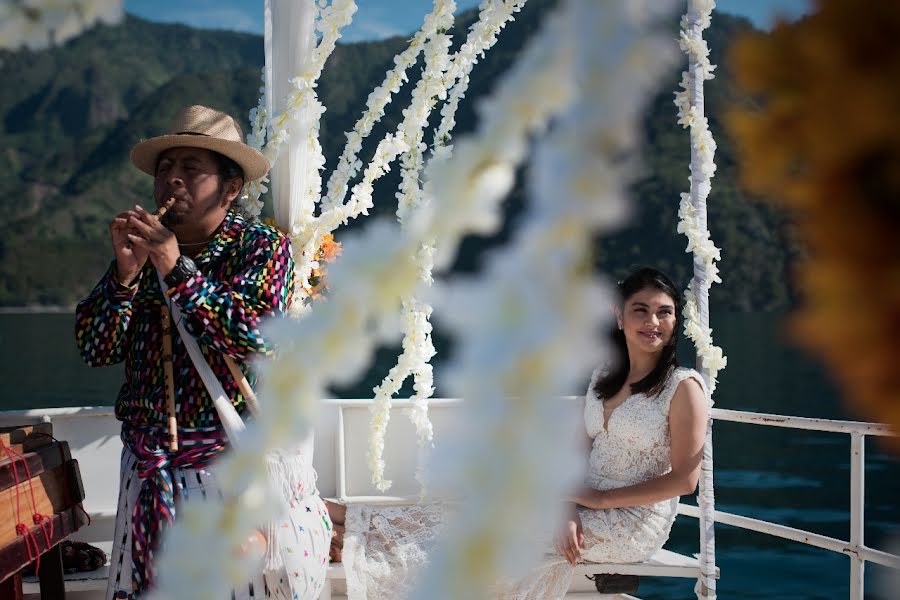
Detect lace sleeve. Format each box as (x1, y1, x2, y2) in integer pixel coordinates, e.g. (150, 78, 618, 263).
(583, 364, 610, 439)
(659, 368, 708, 415)
(585, 363, 611, 400)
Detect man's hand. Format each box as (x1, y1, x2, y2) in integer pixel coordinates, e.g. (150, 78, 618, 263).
(110, 209, 150, 286)
(555, 510, 584, 565)
(126, 204, 180, 276)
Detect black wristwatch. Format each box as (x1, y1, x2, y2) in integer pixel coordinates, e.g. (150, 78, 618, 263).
(164, 255, 199, 288)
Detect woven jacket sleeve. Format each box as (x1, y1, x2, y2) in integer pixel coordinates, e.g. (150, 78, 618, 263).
(74, 263, 141, 367)
(166, 231, 295, 360)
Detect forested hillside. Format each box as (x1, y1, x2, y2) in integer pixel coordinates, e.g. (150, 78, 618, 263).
(0, 1, 798, 309)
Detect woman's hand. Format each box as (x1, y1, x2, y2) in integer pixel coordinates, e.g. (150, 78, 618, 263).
(556, 509, 584, 565)
(125, 204, 180, 276)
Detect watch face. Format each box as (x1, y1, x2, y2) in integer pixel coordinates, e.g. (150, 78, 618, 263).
(179, 256, 197, 272)
(166, 255, 198, 287)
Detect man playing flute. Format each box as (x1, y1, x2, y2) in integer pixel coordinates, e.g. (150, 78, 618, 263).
(75, 104, 330, 598)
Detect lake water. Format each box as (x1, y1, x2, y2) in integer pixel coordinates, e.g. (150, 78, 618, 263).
(1, 311, 898, 599)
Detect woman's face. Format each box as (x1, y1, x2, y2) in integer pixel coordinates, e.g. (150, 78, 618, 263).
(617, 286, 677, 355)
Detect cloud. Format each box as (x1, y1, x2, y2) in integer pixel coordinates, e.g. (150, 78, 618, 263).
(342, 15, 404, 42)
(155, 6, 262, 34)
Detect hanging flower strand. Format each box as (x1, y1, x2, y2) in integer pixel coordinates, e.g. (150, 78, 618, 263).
(298, 0, 528, 298)
(405, 0, 527, 487)
(674, 0, 726, 394)
(288, 0, 454, 310)
(367, 22, 455, 492)
(433, 0, 527, 153)
(367, 0, 529, 493)
(321, 0, 457, 214)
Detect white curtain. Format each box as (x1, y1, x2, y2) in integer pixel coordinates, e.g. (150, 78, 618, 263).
(267, 0, 319, 233)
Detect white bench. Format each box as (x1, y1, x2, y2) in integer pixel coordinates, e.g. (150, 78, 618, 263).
(4, 401, 718, 599)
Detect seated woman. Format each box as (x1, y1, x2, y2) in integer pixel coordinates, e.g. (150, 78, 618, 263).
(323, 267, 708, 600)
(503, 266, 708, 599)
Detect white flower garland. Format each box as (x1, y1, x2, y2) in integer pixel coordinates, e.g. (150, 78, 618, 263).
(674, 0, 726, 394)
(366, 0, 530, 493)
(366, 24, 453, 491)
(320, 0, 457, 215)
(240, 1, 357, 308)
(433, 0, 526, 151)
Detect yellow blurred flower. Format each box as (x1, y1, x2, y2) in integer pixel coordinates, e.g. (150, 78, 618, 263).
(726, 0, 900, 443)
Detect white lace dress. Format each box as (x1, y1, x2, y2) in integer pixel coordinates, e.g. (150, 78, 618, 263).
(501, 366, 706, 599)
(341, 366, 705, 600)
(343, 503, 450, 600)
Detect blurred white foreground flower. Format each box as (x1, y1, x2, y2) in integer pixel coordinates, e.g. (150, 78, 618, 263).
(150, 0, 677, 597)
(411, 1, 677, 597)
(0, 0, 123, 49)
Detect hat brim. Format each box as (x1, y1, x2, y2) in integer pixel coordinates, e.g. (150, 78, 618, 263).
(130, 134, 270, 181)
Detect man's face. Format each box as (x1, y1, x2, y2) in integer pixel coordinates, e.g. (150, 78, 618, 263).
(153, 147, 239, 229)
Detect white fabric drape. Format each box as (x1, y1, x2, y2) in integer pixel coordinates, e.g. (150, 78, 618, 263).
(268, 0, 319, 233)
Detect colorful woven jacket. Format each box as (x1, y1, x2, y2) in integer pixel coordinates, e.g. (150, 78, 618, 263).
(75, 210, 295, 438)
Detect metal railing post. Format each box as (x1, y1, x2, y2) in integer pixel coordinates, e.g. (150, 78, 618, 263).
(849, 432, 865, 600)
(337, 405, 347, 501)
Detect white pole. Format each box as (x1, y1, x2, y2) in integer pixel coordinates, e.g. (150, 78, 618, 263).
(685, 1, 717, 598)
(849, 432, 865, 600)
(268, 0, 319, 232)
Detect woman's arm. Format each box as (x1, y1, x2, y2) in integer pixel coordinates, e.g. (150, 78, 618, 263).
(571, 376, 707, 510)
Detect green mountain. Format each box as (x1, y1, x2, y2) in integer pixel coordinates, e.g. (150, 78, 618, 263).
(0, 1, 797, 310)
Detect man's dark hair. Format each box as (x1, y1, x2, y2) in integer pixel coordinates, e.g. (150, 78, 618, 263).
(211, 151, 245, 187)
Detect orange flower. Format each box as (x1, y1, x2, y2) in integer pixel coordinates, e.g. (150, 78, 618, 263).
(726, 0, 900, 445)
(304, 233, 342, 301)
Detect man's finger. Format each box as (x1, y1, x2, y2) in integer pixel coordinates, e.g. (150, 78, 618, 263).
(134, 204, 167, 224)
(128, 216, 157, 236)
(126, 233, 149, 248)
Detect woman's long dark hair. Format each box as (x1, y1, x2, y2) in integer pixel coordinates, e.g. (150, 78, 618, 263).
(593, 267, 680, 400)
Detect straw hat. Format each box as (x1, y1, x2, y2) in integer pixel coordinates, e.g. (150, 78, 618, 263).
(130, 105, 269, 181)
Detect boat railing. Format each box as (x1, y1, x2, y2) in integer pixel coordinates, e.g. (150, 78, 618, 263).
(675, 407, 899, 600)
(2, 401, 898, 599)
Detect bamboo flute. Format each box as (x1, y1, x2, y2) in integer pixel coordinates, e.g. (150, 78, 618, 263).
(223, 355, 261, 417)
(160, 305, 179, 452)
(126, 196, 176, 250)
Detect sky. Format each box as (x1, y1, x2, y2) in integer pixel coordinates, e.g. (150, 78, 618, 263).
(123, 1, 812, 42)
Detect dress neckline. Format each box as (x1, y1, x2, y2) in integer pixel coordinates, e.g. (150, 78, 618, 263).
(600, 389, 646, 433)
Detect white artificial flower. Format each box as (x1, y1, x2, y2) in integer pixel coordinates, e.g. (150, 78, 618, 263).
(674, 0, 726, 398)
